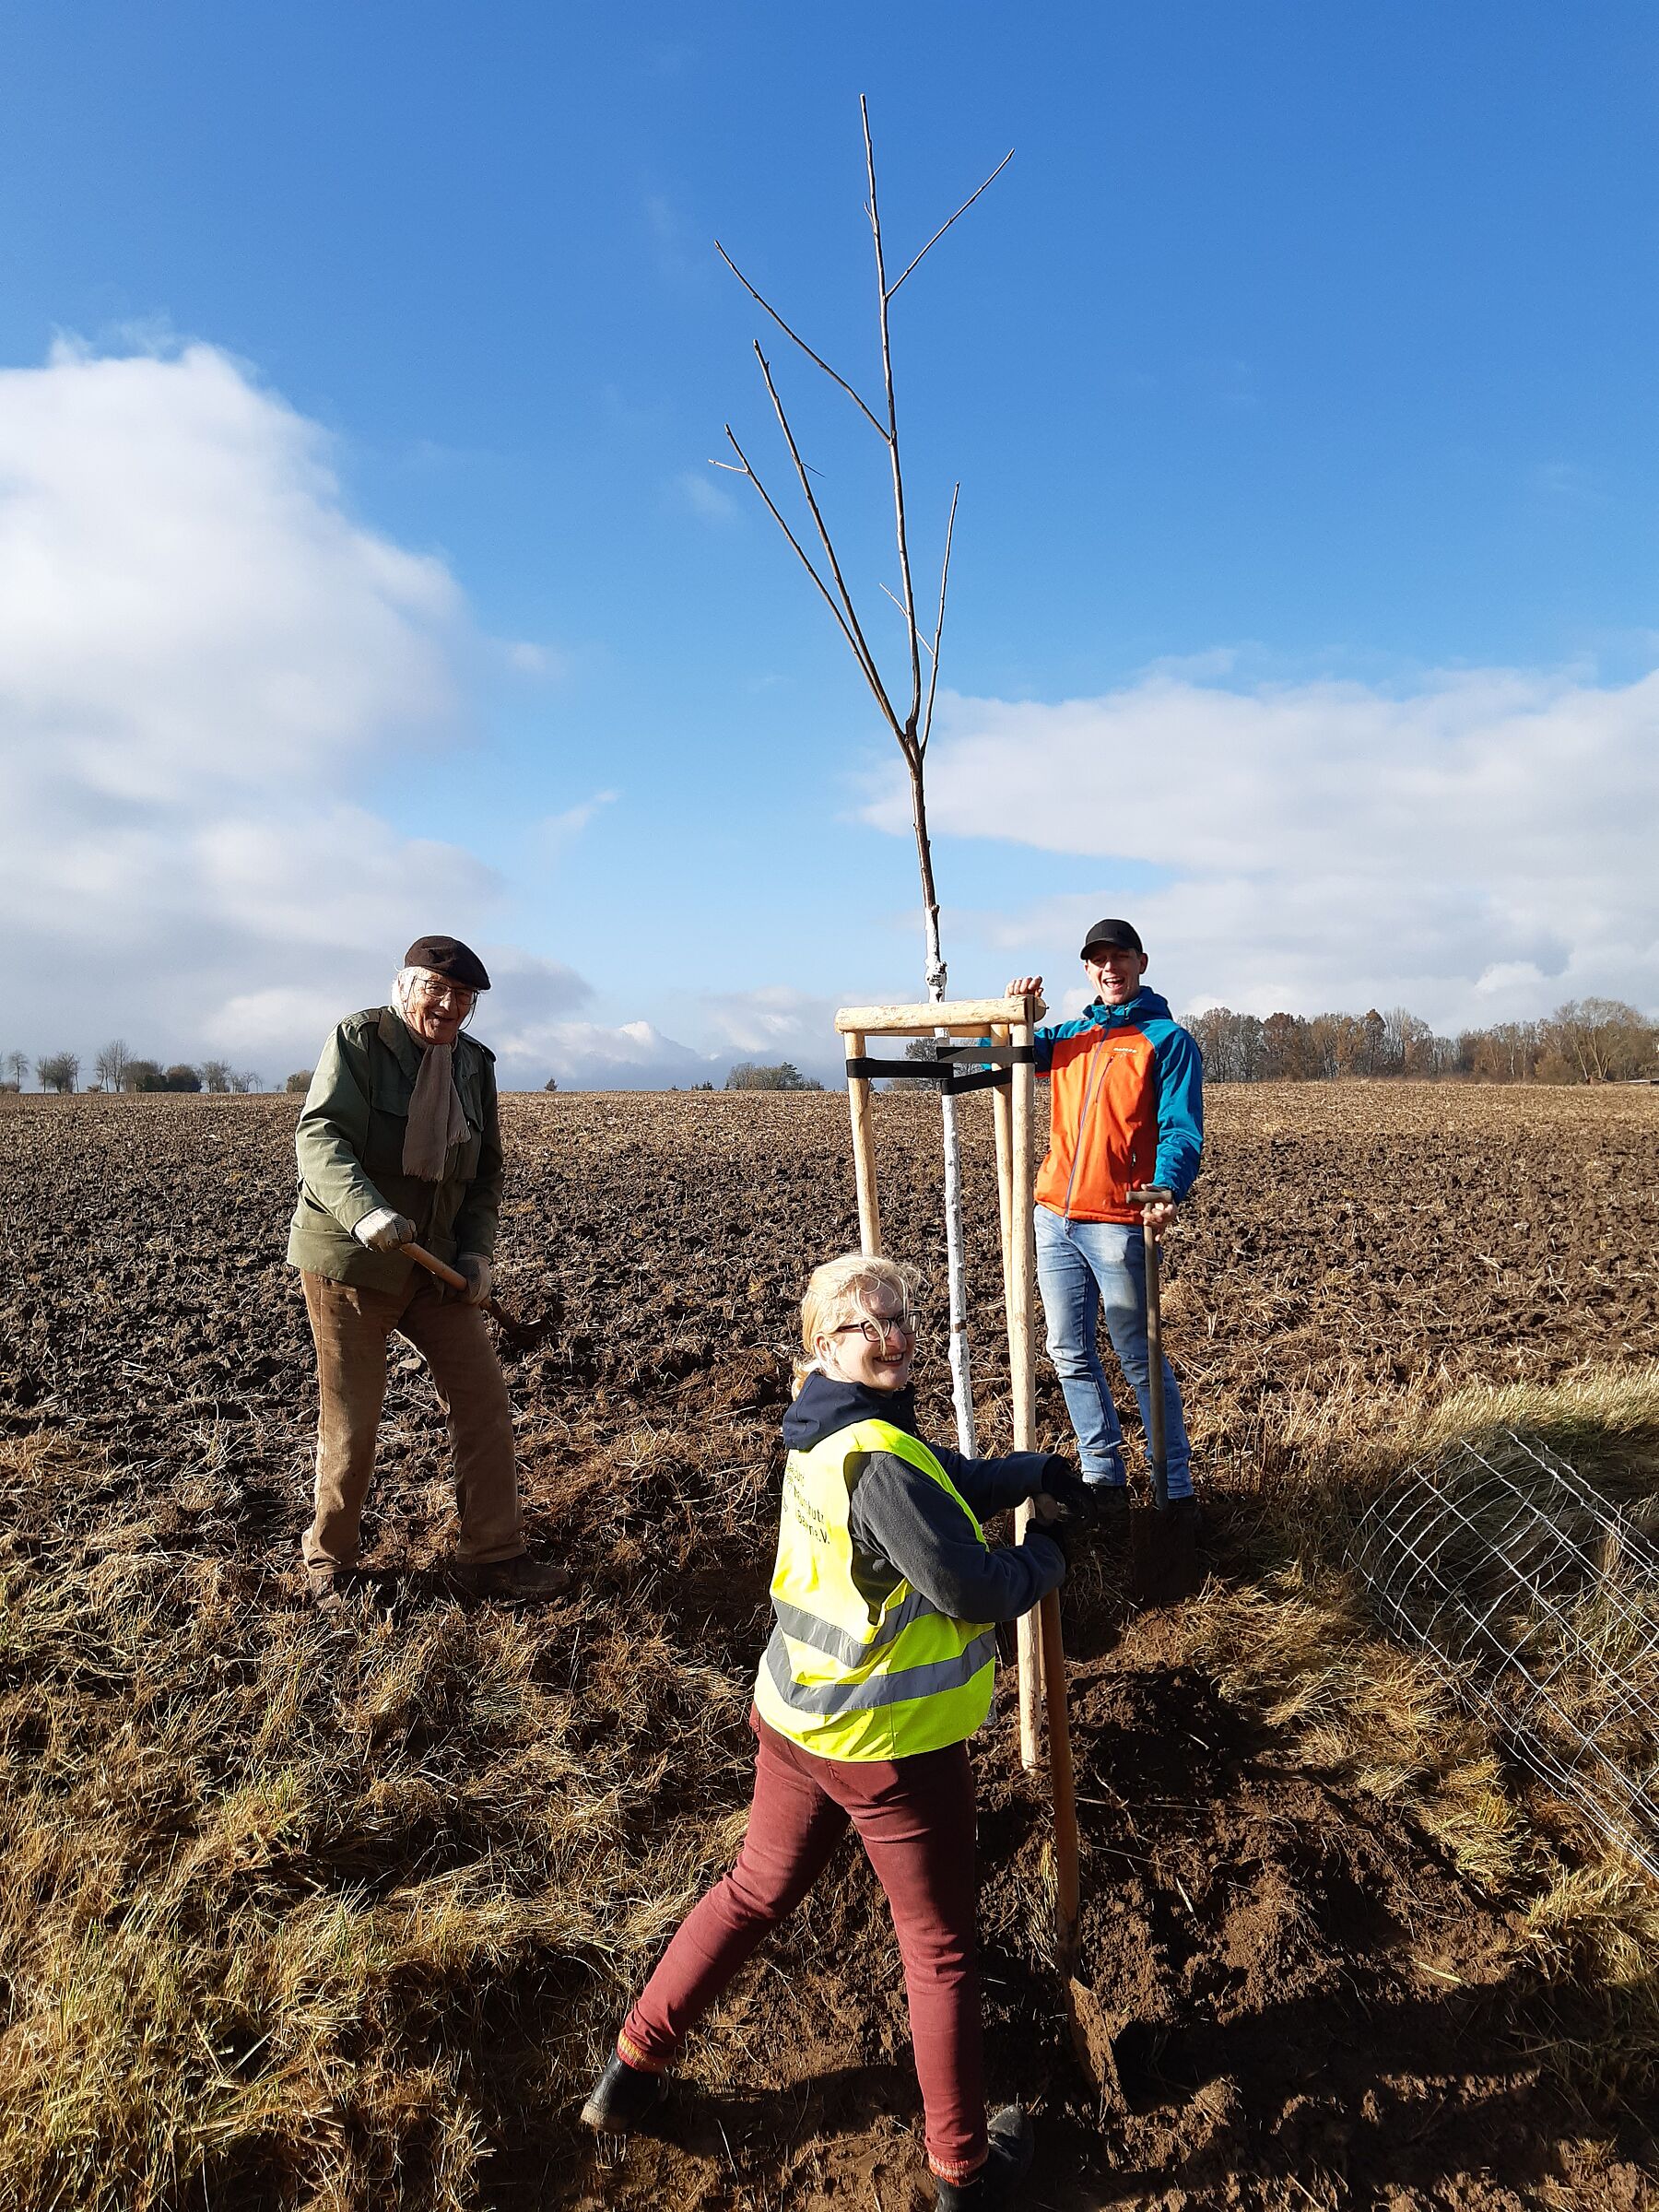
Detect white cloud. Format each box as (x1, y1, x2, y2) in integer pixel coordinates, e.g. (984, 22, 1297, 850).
(533, 788, 618, 853)
(503, 639, 570, 677)
(0, 340, 544, 1076)
(643, 192, 710, 290)
(494, 1017, 723, 1090)
(864, 668, 1659, 1031)
(0, 341, 459, 801)
(698, 985, 844, 1082)
(673, 468, 737, 524)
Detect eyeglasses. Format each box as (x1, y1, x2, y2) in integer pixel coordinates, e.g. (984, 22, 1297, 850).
(413, 977, 477, 1011)
(829, 1315, 917, 1347)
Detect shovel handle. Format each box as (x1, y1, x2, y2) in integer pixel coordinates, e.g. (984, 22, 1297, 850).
(1126, 1184, 1173, 1218)
(405, 1241, 467, 1292)
(1127, 1194, 1170, 1508)
(405, 1240, 528, 1339)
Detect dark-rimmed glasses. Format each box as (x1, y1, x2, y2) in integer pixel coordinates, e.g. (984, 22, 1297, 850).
(829, 1316, 916, 1347)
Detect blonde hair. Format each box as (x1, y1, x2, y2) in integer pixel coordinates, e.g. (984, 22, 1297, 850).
(795, 1253, 922, 1384)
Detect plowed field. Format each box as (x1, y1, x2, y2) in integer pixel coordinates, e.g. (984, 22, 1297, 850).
(2, 1083, 1656, 2211)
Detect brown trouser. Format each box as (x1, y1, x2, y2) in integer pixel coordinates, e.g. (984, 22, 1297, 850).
(300, 1270, 524, 1571)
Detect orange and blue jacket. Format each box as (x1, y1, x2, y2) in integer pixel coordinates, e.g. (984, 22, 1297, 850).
(1033, 989, 1204, 1225)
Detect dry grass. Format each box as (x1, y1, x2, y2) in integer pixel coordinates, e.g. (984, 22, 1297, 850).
(0, 1431, 755, 2211)
(1171, 1361, 1659, 2108)
(6, 1363, 1658, 2204)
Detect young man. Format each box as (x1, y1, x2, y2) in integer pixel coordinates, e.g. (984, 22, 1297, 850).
(1006, 920, 1203, 1521)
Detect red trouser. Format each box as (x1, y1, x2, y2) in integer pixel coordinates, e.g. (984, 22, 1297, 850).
(620, 1711, 986, 2183)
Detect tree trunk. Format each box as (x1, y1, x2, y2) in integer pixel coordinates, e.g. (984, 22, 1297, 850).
(910, 761, 976, 1454)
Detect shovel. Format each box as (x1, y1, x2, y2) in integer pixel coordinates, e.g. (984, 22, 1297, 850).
(405, 1241, 557, 1356)
(1038, 1571, 1126, 2100)
(1127, 1188, 1198, 1603)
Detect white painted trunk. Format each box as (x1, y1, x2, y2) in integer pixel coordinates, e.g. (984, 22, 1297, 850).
(924, 910, 976, 1456)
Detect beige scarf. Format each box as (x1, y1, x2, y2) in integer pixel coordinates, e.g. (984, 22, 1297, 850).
(393, 969, 470, 1180)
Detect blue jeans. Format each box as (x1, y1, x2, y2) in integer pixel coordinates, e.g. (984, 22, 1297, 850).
(1033, 1205, 1193, 1500)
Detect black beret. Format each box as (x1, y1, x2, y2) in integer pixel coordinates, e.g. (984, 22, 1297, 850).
(404, 935, 491, 991)
(1079, 918, 1144, 958)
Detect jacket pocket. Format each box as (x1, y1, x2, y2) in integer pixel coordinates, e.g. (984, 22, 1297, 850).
(363, 1059, 411, 1180)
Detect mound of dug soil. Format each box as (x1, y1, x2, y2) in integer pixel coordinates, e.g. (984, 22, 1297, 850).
(1054, 1634, 1537, 2206)
(573, 1606, 1644, 2212)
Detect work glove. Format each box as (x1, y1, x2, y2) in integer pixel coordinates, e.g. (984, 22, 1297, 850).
(1025, 1516, 1069, 1573)
(456, 1253, 492, 1308)
(1032, 1457, 1103, 1537)
(354, 1206, 416, 1253)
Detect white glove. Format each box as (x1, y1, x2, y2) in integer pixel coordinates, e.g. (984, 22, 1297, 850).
(456, 1253, 492, 1307)
(354, 1206, 416, 1253)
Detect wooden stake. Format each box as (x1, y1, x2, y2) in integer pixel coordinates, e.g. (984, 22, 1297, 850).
(1041, 1585, 1081, 1949)
(845, 1032, 883, 1255)
(991, 1023, 1014, 1327)
(1008, 1006, 1044, 1769)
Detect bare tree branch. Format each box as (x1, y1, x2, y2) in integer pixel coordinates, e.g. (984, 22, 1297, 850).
(715, 241, 888, 441)
(723, 426, 905, 748)
(879, 580, 933, 656)
(886, 148, 1015, 301)
(920, 481, 959, 757)
(722, 99, 1006, 1459)
(862, 96, 925, 742)
(752, 347, 898, 733)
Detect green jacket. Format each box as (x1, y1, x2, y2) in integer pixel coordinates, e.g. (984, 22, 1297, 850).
(286, 1006, 503, 1290)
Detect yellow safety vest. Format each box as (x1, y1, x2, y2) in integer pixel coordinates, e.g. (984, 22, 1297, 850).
(753, 1416, 998, 1761)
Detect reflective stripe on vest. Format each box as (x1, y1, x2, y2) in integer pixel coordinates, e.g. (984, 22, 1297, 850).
(752, 1416, 997, 1760)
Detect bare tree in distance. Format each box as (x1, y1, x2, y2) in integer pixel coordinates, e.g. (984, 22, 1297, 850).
(2, 1051, 28, 1088)
(713, 99, 1012, 1452)
(37, 1051, 79, 1094)
(94, 1039, 130, 1093)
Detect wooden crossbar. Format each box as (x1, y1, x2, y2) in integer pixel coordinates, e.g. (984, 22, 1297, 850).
(834, 996, 1030, 1037)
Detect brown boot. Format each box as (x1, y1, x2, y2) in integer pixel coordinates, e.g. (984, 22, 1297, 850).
(306, 1564, 347, 1612)
(450, 1553, 571, 1599)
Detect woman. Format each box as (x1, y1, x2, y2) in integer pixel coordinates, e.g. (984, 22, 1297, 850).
(581, 1253, 1099, 2209)
(287, 933, 566, 1605)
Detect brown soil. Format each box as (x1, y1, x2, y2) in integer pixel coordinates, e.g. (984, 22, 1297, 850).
(3, 1083, 1657, 2210)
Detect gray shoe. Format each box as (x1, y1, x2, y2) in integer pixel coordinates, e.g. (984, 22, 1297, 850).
(451, 1553, 571, 1599)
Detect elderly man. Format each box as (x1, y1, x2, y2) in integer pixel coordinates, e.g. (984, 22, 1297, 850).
(1006, 919, 1204, 1526)
(288, 934, 565, 1605)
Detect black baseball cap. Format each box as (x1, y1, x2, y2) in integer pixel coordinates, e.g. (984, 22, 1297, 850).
(404, 935, 491, 990)
(1079, 918, 1144, 959)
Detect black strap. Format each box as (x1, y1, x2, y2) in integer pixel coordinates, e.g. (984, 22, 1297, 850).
(927, 1042, 1033, 1066)
(843, 1054, 1028, 1096)
(843, 1043, 1033, 1079)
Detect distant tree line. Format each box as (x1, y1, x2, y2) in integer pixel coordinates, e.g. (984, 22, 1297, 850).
(724, 1060, 825, 1092)
(1182, 999, 1658, 1085)
(3, 1041, 263, 1094)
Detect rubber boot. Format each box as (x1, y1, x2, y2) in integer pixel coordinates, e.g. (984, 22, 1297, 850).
(580, 2047, 668, 2133)
(934, 2106, 1034, 2208)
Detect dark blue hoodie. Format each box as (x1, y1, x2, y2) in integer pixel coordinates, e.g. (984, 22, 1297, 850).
(782, 1372, 1066, 1624)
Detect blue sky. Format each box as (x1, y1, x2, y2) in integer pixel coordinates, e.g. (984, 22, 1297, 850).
(3, 4, 1655, 1083)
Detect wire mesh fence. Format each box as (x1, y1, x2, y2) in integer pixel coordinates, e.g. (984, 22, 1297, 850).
(1349, 1430, 1659, 1880)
